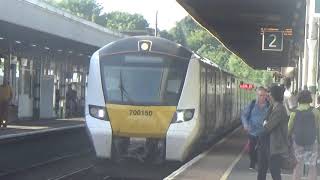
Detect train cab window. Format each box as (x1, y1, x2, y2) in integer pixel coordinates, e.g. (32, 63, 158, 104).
(100, 54, 189, 105)
(166, 79, 181, 94)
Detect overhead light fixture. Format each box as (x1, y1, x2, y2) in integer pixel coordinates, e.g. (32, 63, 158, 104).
(31, 44, 37, 47)
(57, 49, 63, 52)
(78, 53, 83, 56)
(68, 51, 73, 54)
(0, 37, 4, 40)
(15, 40, 21, 44)
(44, 46, 50, 50)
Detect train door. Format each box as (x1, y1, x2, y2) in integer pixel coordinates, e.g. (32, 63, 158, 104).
(240, 81, 243, 111)
(236, 79, 240, 119)
(230, 77, 235, 123)
(211, 69, 217, 132)
(224, 75, 232, 127)
(206, 68, 216, 135)
(214, 70, 223, 131)
(199, 65, 207, 134)
(221, 73, 227, 128)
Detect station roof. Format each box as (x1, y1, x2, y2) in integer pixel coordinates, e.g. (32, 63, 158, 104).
(0, 0, 124, 60)
(177, 0, 306, 69)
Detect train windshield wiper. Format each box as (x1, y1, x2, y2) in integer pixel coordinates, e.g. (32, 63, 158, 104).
(119, 71, 134, 103)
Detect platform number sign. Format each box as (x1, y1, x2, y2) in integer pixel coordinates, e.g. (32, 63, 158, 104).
(262, 31, 283, 51)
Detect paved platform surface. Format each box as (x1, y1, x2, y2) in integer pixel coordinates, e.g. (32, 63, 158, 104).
(165, 127, 320, 180)
(0, 118, 85, 140)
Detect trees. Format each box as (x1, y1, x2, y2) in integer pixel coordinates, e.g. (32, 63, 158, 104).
(105, 12, 149, 31)
(169, 25, 187, 46)
(59, 0, 103, 22)
(43, 1, 149, 31)
(42, 0, 108, 26)
(165, 16, 273, 86)
(159, 30, 175, 41)
(187, 29, 218, 51)
(43, 0, 105, 24)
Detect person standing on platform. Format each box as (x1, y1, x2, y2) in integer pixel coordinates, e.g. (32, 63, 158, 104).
(0, 80, 12, 128)
(288, 90, 320, 180)
(283, 78, 295, 115)
(259, 85, 288, 180)
(66, 85, 78, 117)
(282, 78, 298, 114)
(241, 86, 270, 170)
(55, 88, 60, 116)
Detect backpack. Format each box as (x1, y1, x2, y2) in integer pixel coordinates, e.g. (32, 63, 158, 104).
(247, 100, 256, 121)
(292, 108, 317, 146)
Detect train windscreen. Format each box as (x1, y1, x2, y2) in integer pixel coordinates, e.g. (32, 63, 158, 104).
(100, 54, 189, 106)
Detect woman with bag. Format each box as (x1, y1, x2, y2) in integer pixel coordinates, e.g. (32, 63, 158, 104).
(258, 85, 289, 180)
(288, 90, 320, 180)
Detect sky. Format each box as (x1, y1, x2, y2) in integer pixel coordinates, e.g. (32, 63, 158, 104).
(96, 0, 188, 30)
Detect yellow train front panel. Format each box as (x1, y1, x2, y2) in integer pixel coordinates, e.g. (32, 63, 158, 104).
(106, 104, 176, 138)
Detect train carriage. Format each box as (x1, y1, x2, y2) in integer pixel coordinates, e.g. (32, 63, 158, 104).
(85, 36, 254, 163)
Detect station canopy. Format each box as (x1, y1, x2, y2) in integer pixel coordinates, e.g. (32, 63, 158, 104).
(177, 0, 306, 69)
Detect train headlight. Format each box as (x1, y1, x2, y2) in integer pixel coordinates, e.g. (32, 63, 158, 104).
(138, 40, 152, 51)
(184, 109, 195, 121)
(89, 105, 106, 120)
(171, 109, 195, 123)
(141, 43, 149, 51)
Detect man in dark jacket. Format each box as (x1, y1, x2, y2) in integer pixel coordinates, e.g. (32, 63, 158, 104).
(258, 85, 288, 180)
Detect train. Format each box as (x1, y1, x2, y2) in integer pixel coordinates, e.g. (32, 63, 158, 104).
(85, 36, 255, 163)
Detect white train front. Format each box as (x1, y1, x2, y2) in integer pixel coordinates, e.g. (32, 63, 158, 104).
(85, 36, 253, 163)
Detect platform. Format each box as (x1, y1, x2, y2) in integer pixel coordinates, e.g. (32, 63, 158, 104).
(0, 118, 85, 141)
(165, 127, 320, 180)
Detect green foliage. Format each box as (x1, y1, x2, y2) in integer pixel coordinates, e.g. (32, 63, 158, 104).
(159, 30, 175, 41)
(105, 12, 149, 31)
(175, 16, 200, 35)
(262, 71, 273, 86)
(43, 0, 107, 26)
(42, 1, 149, 31)
(167, 16, 273, 85)
(227, 55, 273, 86)
(60, 0, 102, 21)
(169, 25, 187, 46)
(197, 44, 230, 69)
(187, 30, 219, 50)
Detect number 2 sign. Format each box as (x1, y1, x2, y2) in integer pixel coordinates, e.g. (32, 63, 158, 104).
(262, 31, 283, 51)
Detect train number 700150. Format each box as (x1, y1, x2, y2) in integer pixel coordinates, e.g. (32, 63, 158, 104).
(129, 110, 153, 116)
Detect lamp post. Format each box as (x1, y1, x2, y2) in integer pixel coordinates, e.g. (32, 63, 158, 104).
(155, 10, 158, 37)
